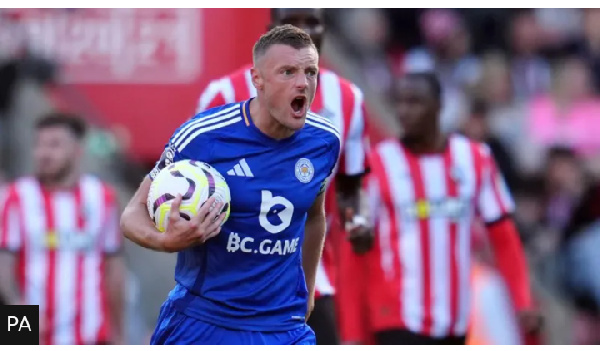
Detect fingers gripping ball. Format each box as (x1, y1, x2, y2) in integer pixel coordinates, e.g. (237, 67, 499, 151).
(147, 160, 231, 232)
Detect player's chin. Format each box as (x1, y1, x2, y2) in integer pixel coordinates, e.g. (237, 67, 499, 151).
(285, 115, 306, 131)
(287, 109, 307, 128)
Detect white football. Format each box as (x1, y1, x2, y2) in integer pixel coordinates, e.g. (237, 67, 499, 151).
(147, 159, 231, 232)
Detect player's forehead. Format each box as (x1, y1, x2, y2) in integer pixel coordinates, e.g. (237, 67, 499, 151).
(263, 44, 318, 68)
(395, 78, 432, 100)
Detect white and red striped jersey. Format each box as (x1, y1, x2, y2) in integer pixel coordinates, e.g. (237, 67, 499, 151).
(196, 65, 370, 297)
(0, 175, 121, 345)
(366, 134, 514, 338)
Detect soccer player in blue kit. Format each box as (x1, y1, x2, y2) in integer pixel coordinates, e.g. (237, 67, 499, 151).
(120, 25, 340, 345)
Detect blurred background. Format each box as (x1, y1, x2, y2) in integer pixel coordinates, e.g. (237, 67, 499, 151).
(1, 7, 600, 345)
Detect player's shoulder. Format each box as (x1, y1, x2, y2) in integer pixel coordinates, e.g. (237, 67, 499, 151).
(448, 133, 492, 159)
(305, 111, 341, 146)
(206, 65, 251, 88)
(192, 101, 242, 121)
(1, 178, 28, 202)
(320, 68, 364, 100)
(80, 174, 118, 202)
(172, 102, 244, 150)
(1, 176, 41, 204)
(9, 176, 38, 193)
(227, 64, 253, 80)
(183, 102, 243, 134)
(372, 138, 400, 155)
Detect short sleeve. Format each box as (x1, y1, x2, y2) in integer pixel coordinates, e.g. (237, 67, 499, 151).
(0, 186, 22, 252)
(318, 136, 342, 195)
(477, 145, 515, 223)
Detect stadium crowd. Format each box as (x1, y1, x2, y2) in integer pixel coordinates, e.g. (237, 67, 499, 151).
(1, 8, 600, 345)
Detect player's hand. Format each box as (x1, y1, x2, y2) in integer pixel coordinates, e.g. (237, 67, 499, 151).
(160, 195, 226, 252)
(344, 208, 373, 254)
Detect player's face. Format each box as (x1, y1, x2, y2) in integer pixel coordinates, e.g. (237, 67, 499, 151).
(394, 78, 439, 140)
(272, 9, 325, 53)
(257, 44, 319, 131)
(33, 127, 81, 183)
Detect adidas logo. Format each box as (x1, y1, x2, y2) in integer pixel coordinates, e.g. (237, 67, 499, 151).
(227, 158, 254, 177)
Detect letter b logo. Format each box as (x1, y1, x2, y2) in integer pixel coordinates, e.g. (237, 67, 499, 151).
(259, 190, 294, 234)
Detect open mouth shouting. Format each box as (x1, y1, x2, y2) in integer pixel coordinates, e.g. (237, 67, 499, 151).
(290, 95, 308, 118)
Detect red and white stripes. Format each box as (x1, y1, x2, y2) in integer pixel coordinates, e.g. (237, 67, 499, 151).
(0, 176, 120, 345)
(368, 135, 514, 337)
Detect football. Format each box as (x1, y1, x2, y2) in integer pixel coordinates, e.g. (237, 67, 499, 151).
(147, 159, 231, 232)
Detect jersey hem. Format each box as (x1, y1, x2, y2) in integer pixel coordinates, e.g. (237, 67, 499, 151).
(173, 302, 306, 332)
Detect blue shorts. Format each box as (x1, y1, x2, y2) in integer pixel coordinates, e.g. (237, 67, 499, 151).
(150, 299, 316, 345)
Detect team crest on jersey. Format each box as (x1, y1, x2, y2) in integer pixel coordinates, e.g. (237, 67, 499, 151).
(295, 158, 314, 183)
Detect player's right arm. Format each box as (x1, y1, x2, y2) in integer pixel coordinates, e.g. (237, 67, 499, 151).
(120, 123, 226, 252)
(475, 143, 537, 333)
(0, 185, 23, 305)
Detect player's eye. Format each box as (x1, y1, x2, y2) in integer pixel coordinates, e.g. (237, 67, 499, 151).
(306, 69, 317, 77)
(283, 69, 294, 76)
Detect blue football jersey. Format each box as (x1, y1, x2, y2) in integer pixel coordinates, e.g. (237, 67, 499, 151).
(149, 99, 341, 331)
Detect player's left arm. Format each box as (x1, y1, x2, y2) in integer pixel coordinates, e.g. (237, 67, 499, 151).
(302, 190, 327, 321)
(477, 146, 532, 313)
(336, 87, 372, 253)
(102, 187, 125, 345)
(303, 136, 341, 320)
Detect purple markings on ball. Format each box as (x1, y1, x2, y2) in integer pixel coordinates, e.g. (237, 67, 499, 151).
(153, 193, 175, 213)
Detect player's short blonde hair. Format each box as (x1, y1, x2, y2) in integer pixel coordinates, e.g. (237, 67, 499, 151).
(253, 24, 315, 63)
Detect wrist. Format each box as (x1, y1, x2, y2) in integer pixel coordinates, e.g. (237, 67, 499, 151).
(143, 227, 170, 252)
(345, 214, 368, 230)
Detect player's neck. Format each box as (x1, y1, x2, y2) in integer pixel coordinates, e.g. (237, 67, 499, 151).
(249, 98, 295, 140)
(401, 130, 446, 155)
(38, 170, 81, 192)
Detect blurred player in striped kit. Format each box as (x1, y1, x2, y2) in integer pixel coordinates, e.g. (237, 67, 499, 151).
(365, 72, 534, 344)
(0, 112, 124, 345)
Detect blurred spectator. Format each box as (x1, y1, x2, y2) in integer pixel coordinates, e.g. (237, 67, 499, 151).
(519, 57, 600, 174)
(533, 147, 587, 258)
(476, 53, 514, 108)
(560, 181, 600, 344)
(403, 9, 478, 133)
(534, 8, 582, 55)
(508, 10, 551, 101)
(512, 176, 545, 251)
(569, 9, 600, 94)
(338, 9, 393, 95)
(473, 53, 532, 175)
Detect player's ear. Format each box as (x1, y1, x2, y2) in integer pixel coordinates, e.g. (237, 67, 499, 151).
(250, 67, 263, 91)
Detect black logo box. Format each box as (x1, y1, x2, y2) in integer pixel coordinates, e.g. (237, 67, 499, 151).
(0, 305, 39, 345)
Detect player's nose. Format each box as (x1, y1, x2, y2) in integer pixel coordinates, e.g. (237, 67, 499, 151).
(294, 73, 308, 90)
